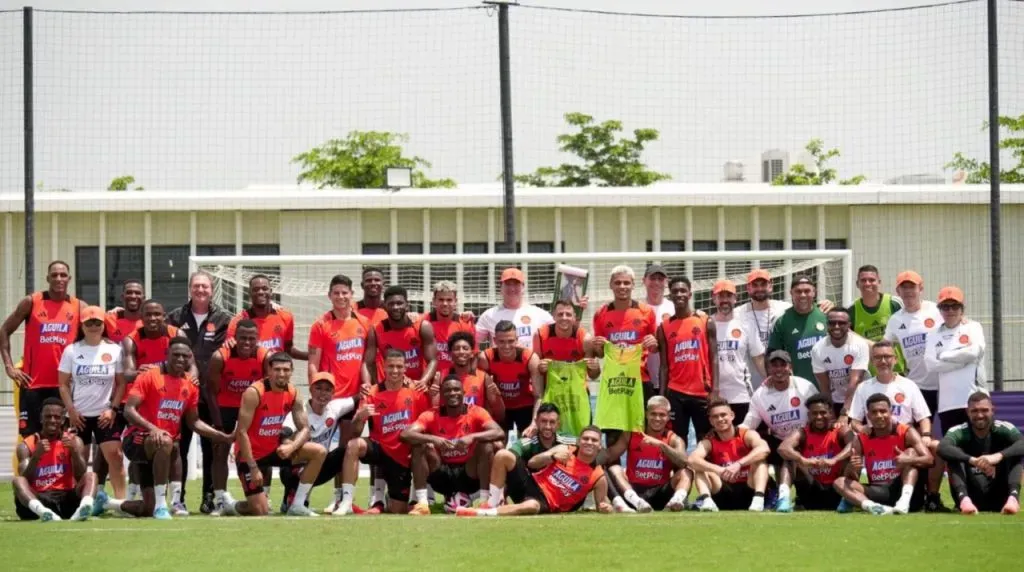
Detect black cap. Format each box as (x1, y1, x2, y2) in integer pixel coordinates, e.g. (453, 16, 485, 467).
(791, 276, 815, 288)
(768, 350, 792, 364)
(644, 264, 668, 278)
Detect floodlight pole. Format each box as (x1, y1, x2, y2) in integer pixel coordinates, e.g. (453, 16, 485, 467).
(487, 1, 517, 251)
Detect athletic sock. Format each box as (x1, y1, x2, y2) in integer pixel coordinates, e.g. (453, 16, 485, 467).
(415, 489, 428, 504)
(489, 485, 504, 506)
(170, 481, 182, 505)
(127, 484, 141, 500)
(80, 495, 94, 509)
(669, 490, 688, 505)
(214, 489, 226, 504)
(104, 497, 124, 511)
(476, 489, 489, 503)
(860, 499, 878, 511)
(292, 483, 313, 508)
(426, 485, 436, 504)
(154, 485, 168, 510)
(623, 489, 643, 507)
(371, 479, 387, 506)
(477, 507, 497, 516)
(341, 483, 355, 503)
(778, 486, 791, 501)
(333, 487, 344, 502)
(28, 499, 47, 517)
(898, 485, 914, 505)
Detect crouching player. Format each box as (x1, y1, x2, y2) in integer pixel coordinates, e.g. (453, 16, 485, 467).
(227, 352, 325, 517)
(458, 425, 613, 516)
(602, 396, 691, 512)
(833, 393, 932, 515)
(778, 393, 851, 510)
(14, 398, 98, 521)
(333, 350, 429, 515)
(688, 399, 770, 512)
(401, 376, 504, 514)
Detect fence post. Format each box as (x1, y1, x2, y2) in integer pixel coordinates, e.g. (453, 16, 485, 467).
(487, 1, 517, 251)
(986, 0, 1002, 391)
(23, 6, 35, 295)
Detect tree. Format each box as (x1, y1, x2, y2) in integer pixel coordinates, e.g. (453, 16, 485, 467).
(513, 112, 670, 187)
(946, 114, 1024, 184)
(771, 139, 865, 186)
(292, 131, 456, 189)
(108, 175, 143, 191)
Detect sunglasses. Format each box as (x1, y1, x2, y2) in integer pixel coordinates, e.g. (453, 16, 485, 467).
(83, 319, 104, 327)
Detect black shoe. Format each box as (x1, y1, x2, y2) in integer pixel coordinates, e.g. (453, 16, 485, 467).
(200, 492, 215, 515)
(925, 493, 951, 513)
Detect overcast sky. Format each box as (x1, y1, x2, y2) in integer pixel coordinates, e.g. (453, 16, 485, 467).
(1, 0, 1021, 190)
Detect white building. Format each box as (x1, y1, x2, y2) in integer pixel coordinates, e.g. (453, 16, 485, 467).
(0, 182, 1021, 396)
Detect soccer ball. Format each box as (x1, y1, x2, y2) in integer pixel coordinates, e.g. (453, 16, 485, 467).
(445, 492, 472, 514)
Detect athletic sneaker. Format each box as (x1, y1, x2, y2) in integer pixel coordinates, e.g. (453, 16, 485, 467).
(331, 502, 354, 516)
(836, 499, 853, 513)
(199, 493, 215, 515)
(1002, 496, 1019, 515)
(171, 502, 189, 516)
(699, 498, 719, 512)
(286, 504, 320, 517)
(40, 509, 61, 522)
(324, 498, 340, 514)
(666, 497, 687, 512)
(775, 497, 794, 513)
(868, 504, 894, 516)
(153, 506, 173, 520)
(408, 502, 431, 516)
(925, 493, 951, 513)
(634, 498, 653, 514)
(73, 502, 92, 521)
(763, 487, 778, 511)
(92, 490, 109, 517)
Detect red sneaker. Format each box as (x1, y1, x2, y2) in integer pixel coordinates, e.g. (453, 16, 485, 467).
(455, 507, 479, 517)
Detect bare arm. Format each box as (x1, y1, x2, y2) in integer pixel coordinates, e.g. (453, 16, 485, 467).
(124, 393, 162, 435)
(306, 346, 322, 381)
(737, 431, 771, 466)
(0, 296, 32, 384)
(685, 440, 722, 475)
(597, 432, 630, 467)
(57, 371, 76, 417)
(467, 420, 505, 445)
(184, 407, 230, 442)
(17, 440, 45, 481)
(529, 352, 544, 422)
(364, 328, 378, 385)
(843, 369, 866, 414)
(528, 444, 571, 471)
(483, 373, 506, 425)
(417, 321, 438, 386)
(285, 398, 311, 450)
(400, 421, 447, 448)
(121, 338, 140, 383)
(706, 318, 718, 395)
(234, 388, 260, 465)
(815, 372, 832, 406)
(657, 325, 668, 397)
(582, 333, 600, 378)
(777, 428, 806, 464)
(661, 434, 689, 469)
(901, 427, 934, 468)
(752, 354, 766, 379)
(592, 472, 612, 513)
(111, 373, 126, 409)
(68, 435, 89, 481)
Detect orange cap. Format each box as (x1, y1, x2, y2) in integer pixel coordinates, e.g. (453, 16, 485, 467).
(747, 269, 771, 284)
(310, 372, 335, 387)
(937, 286, 964, 304)
(712, 280, 737, 295)
(80, 305, 105, 323)
(895, 270, 923, 287)
(500, 268, 525, 283)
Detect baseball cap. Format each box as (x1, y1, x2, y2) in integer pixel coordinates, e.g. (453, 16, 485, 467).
(644, 264, 668, 278)
(80, 305, 105, 323)
(767, 350, 792, 364)
(712, 280, 736, 295)
(310, 372, 336, 388)
(500, 268, 524, 283)
(895, 270, 923, 287)
(791, 276, 814, 288)
(937, 286, 965, 305)
(746, 269, 771, 284)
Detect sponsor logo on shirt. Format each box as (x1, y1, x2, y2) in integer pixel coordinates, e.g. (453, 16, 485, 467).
(75, 364, 112, 376)
(157, 399, 186, 422)
(335, 337, 365, 362)
(609, 331, 638, 343)
(548, 468, 582, 496)
(257, 414, 286, 437)
(770, 409, 800, 425)
(259, 338, 283, 351)
(381, 409, 412, 434)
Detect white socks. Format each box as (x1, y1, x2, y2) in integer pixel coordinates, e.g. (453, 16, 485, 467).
(489, 485, 504, 506)
(414, 489, 428, 504)
(861, 499, 878, 511)
(370, 479, 386, 506)
(778, 486, 791, 501)
(127, 483, 141, 500)
(170, 481, 183, 505)
(28, 499, 47, 516)
(154, 485, 168, 510)
(292, 483, 313, 508)
(624, 489, 643, 507)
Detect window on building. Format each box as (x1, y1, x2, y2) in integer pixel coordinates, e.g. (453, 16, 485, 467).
(645, 240, 686, 280)
(74, 246, 144, 309)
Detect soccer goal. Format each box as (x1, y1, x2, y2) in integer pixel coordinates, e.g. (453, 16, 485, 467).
(191, 249, 853, 380)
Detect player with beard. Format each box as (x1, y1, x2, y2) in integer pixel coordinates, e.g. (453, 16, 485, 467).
(778, 393, 852, 510)
(811, 308, 870, 420)
(419, 281, 476, 379)
(602, 396, 691, 512)
(710, 280, 765, 421)
(227, 274, 307, 360)
(457, 425, 612, 516)
(768, 277, 828, 386)
(479, 320, 543, 440)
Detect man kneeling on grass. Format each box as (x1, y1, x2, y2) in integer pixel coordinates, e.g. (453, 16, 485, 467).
(457, 425, 612, 516)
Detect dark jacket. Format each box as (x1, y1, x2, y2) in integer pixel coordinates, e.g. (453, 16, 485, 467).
(166, 300, 231, 390)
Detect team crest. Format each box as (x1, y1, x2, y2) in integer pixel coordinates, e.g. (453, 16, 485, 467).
(66, 312, 74, 321)
(412, 338, 421, 346)
(894, 393, 906, 404)
(404, 397, 413, 407)
(356, 328, 364, 336)
(958, 334, 970, 344)
(101, 353, 113, 363)
(206, 323, 216, 332)
(605, 321, 614, 329)
(731, 329, 742, 339)
(691, 327, 701, 336)
(521, 316, 531, 325)
(325, 418, 335, 428)
(180, 388, 189, 398)
(790, 397, 801, 407)
(815, 322, 825, 331)
(843, 355, 854, 365)
(669, 331, 677, 339)
(632, 319, 642, 327)
(274, 325, 283, 334)
(924, 318, 935, 328)
(579, 474, 590, 485)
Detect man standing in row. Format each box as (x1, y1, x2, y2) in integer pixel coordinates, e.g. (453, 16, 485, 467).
(476, 268, 554, 350)
(711, 280, 764, 422)
(768, 276, 827, 386)
(658, 276, 716, 442)
(811, 308, 870, 420)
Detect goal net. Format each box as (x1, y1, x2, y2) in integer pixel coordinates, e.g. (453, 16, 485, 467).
(191, 249, 853, 387)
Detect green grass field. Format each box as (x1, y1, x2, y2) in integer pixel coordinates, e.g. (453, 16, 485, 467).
(1, 482, 1020, 572)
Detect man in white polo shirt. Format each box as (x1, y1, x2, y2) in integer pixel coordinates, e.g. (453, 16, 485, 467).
(711, 280, 765, 422)
(883, 271, 942, 420)
(811, 308, 870, 423)
(849, 341, 932, 434)
(476, 268, 554, 350)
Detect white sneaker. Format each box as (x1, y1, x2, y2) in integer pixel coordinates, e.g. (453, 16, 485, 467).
(612, 498, 636, 513)
(635, 498, 653, 514)
(73, 502, 92, 521)
(171, 502, 190, 517)
(40, 509, 62, 522)
(581, 492, 597, 512)
(748, 496, 765, 512)
(893, 501, 910, 515)
(666, 496, 687, 512)
(287, 504, 319, 517)
(324, 498, 340, 514)
(331, 502, 354, 516)
(699, 498, 719, 512)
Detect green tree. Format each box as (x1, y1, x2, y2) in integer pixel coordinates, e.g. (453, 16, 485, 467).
(946, 114, 1024, 184)
(107, 175, 143, 191)
(771, 139, 865, 186)
(513, 112, 670, 187)
(293, 131, 456, 189)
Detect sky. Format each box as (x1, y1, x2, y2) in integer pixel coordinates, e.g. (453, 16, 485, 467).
(0, 0, 1021, 190)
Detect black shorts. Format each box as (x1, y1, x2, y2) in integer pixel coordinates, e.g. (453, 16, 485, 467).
(864, 480, 924, 512)
(634, 483, 675, 511)
(711, 481, 755, 511)
(362, 440, 412, 502)
(920, 390, 939, 423)
(18, 387, 61, 437)
(642, 383, 657, 405)
(427, 463, 477, 499)
(666, 391, 711, 441)
(939, 408, 970, 436)
(832, 402, 844, 420)
(280, 446, 347, 496)
(729, 403, 750, 425)
(795, 479, 842, 510)
(218, 406, 240, 434)
(502, 406, 534, 436)
(764, 434, 784, 468)
(15, 490, 80, 521)
(74, 414, 123, 446)
(237, 454, 292, 497)
(505, 458, 551, 513)
(121, 431, 156, 488)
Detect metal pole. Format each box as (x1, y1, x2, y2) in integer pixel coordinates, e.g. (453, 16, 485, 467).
(490, 1, 516, 250)
(23, 6, 35, 295)
(986, 0, 1002, 391)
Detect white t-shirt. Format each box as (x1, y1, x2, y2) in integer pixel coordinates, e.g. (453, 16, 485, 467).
(741, 375, 818, 440)
(284, 398, 356, 452)
(192, 312, 209, 327)
(645, 297, 676, 387)
(884, 301, 942, 390)
(715, 316, 765, 404)
(924, 320, 987, 413)
(57, 340, 124, 417)
(734, 299, 791, 386)
(810, 335, 871, 404)
(848, 375, 931, 426)
(475, 304, 554, 349)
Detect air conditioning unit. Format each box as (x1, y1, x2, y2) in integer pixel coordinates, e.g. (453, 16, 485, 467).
(761, 149, 790, 182)
(723, 161, 745, 182)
